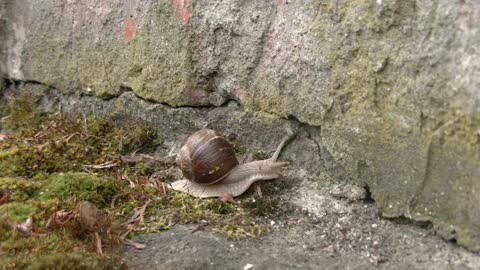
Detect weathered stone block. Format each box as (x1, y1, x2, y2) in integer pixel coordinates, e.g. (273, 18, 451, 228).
(1, 0, 479, 251)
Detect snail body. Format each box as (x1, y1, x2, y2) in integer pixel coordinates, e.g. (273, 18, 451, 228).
(171, 129, 291, 198)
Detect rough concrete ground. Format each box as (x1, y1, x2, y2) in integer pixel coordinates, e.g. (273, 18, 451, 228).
(122, 167, 480, 269)
(2, 83, 479, 269)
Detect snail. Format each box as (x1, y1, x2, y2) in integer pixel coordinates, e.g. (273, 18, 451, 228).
(171, 129, 293, 198)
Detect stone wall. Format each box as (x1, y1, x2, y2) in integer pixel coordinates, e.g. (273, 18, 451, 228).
(1, 0, 479, 251)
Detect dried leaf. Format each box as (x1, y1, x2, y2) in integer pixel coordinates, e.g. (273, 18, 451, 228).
(107, 223, 129, 241)
(0, 133, 10, 141)
(14, 217, 33, 235)
(0, 190, 10, 205)
(286, 219, 298, 225)
(106, 202, 150, 250)
(46, 210, 73, 228)
(125, 200, 150, 231)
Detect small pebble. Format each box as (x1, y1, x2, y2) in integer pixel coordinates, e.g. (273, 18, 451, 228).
(243, 263, 254, 270)
(270, 220, 276, 225)
(371, 223, 378, 228)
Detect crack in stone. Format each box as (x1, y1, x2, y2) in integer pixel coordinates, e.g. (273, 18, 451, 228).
(304, 127, 323, 162)
(407, 136, 434, 218)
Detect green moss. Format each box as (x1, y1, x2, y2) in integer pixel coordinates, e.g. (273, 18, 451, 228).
(116, 122, 158, 154)
(252, 151, 270, 160)
(0, 202, 38, 222)
(25, 253, 114, 270)
(0, 146, 18, 158)
(0, 177, 41, 200)
(1, 96, 43, 131)
(246, 84, 289, 119)
(138, 192, 269, 239)
(38, 173, 117, 207)
(0, 230, 116, 270)
(0, 114, 158, 177)
(0, 108, 279, 268)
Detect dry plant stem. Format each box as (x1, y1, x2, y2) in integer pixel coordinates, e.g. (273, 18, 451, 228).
(171, 134, 294, 198)
(83, 161, 118, 170)
(111, 192, 130, 208)
(255, 183, 263, 198)
(122, 238, 146, 249)
(95, 232, 103, 255)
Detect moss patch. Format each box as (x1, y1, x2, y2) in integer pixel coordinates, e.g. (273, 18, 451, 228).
(0, 108, 278, 268)
(0, 113, 156, 177)
(0, 177, 41, 200)
(0, 227, 116, 270)
(0, 202, 38, 223)
(38, 173, 117, 207)
(1, 95, 43, 131)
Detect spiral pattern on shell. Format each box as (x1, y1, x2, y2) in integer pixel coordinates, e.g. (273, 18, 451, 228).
(176, 129, 239, 185)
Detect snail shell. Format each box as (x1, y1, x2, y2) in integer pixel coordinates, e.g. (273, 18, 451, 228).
(172, 129, 293, 198)
(176, 129, 238, 184)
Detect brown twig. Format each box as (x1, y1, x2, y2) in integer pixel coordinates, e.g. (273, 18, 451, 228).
(121, 238, 146, 249)
(124, 200, 150, 231)
(55, 132, 80, 144)
(28, 120, 57, 141)
(151, 179, 169, 195)
(110, 192, 130, 208)
(121, 153, 171, 165)
(121, 175, 136, 188)
(255, 183, 263, 198)
(83, 161, 118, 170)
(94, 232, 103, 255)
